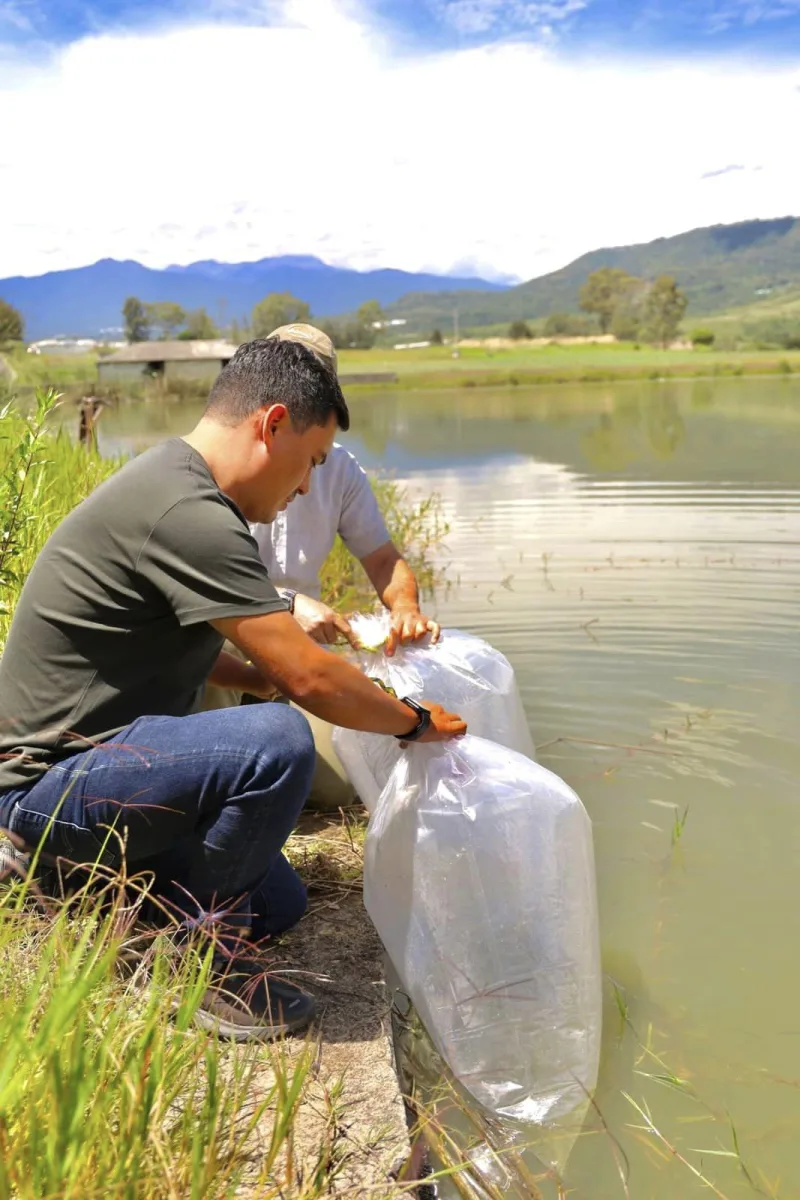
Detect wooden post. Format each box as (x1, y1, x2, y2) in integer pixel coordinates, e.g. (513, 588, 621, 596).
(78, 397, 105, 450)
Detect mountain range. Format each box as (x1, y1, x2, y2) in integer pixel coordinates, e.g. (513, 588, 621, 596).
(0, 257, 507, 340)
(385, 217, 800, 331)
(2, 217, 800, 341)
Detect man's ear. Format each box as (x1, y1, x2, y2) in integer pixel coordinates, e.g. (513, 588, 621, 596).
(260, 403, 289, 443)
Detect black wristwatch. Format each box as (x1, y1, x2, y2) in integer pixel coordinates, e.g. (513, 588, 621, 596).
(395, 696, 432, 742)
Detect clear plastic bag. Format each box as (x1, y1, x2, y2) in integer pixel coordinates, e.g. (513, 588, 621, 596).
(333, 616, 601, 1157)
(363, 735, 602, 1134)
(334, 613, 536, 813)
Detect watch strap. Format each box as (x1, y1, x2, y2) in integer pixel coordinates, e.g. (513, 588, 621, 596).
(394, 696, 431, 742)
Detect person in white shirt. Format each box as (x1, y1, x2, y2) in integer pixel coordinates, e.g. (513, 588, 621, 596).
(255, 323, 440, 656)
(207, 323, 440, 810)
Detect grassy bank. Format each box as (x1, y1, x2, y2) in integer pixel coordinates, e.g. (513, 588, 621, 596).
(0, 869, 335, 1198)
(6, 343, 800, 403)
(0, 391, 121, 652)
(337, 342, 800, 389)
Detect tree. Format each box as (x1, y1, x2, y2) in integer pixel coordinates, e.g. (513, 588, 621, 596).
(251, 293, 311, 338)
(543, 312, 592, 338)
(228, 318, 248, 345)
(430, 328, 443, 345)
(146, 302, 186, 340)
(579, 268, 640, 334)
(319, 317, 377, 350)
(642, 276, 688, 348)
(508, 320, 531, 340)
(691, 328, 715, 347)
(123, 296, 149, 343)
(347, 318, 377, 349)
(543, 313, 572, 337)
(0, 298, 24, 344)
(357, 299, 384, 329)
(178, 308, 219, 340)
(610, 303, 642, 342)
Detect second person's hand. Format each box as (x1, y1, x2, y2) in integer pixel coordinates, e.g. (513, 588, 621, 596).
(386, 605, 441, 657)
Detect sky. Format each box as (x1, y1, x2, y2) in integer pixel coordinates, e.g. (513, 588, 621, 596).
(0, 0, 798, 282)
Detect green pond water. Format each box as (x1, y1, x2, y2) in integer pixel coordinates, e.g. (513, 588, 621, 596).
(96, 377, 800, 1198)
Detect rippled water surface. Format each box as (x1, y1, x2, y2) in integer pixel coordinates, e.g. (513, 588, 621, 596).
(99, 378, 800, 1197)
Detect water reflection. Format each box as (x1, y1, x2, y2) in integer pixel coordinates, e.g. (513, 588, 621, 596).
(581, 392, 686, 470)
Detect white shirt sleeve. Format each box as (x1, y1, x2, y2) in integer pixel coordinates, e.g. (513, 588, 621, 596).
(337, 450, 391, 562)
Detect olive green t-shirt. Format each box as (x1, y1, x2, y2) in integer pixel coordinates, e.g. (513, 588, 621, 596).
(0, 438, 287, 791)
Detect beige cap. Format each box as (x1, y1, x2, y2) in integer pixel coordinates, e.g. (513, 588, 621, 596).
(268, 323, 338, 376)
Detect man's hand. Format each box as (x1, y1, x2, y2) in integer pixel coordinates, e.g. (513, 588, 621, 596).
(386, 606, 442, 658)
(213, 610, 466, 739)
(292, 594, 360, 649)
(412, 700, 467, 745)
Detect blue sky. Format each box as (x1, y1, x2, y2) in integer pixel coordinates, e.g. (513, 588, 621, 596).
(0, 0, 797, 280)
(4, 0, 800, 58)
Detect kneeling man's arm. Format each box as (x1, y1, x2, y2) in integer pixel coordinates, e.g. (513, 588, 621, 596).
(207, 647, 279, 699)
(211, 610, 465, 741)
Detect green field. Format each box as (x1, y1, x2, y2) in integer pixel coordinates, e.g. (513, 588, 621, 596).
(4, 340, 800, 401)
(337, 341, 800, 388)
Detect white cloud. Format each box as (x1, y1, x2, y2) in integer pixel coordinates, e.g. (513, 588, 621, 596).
(433, 0, 588, 36)
(0, 0, 797, 282)
(431, 0, 587, 34)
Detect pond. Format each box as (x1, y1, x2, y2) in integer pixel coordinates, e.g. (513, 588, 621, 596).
(96, 376, 800, 1198)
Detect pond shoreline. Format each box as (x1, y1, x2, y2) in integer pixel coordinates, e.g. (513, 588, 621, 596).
(342, 358, 799, 391)
(5, 346, 800, 406)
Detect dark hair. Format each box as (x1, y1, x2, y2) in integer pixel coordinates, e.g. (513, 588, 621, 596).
(204, 338, 350, 432)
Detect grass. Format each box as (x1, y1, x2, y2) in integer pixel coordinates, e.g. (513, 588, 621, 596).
(0, 390, 121, 652)
(336, 342, 800, 389)
(0, 860, 362, 1199)
(685, 288, 800, 346)
(319, 481, 449, 612)
(6, 340, 800, 404)
(1, 346, 98, 389)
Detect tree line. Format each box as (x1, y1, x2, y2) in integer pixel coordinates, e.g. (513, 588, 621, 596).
(579, 268, 688, 347)
(4, 269, 800, 354)
(122, 300, 223, 343)
(506, 270, 690, 346)
(122, 294, 387, 349)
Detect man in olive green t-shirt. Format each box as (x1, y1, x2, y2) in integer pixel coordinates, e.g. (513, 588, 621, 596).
(0, 337, 466, 1041)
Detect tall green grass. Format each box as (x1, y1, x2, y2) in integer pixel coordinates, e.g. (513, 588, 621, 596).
(0, 868, 348, 1199)
(320, 482, 448, 612)
(0, 389, 120, 652)
(1, 347, 98, 390)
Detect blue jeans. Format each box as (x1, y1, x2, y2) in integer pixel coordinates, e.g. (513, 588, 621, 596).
(0, 705, 315, 945)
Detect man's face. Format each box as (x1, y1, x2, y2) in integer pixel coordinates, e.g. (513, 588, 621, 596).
(251, 408, 337, 524)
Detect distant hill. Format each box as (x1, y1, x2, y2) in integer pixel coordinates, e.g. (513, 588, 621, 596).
(6, 218, 800, 341)
(0, 256, 507, 340)
(385, 217, 800, 331)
